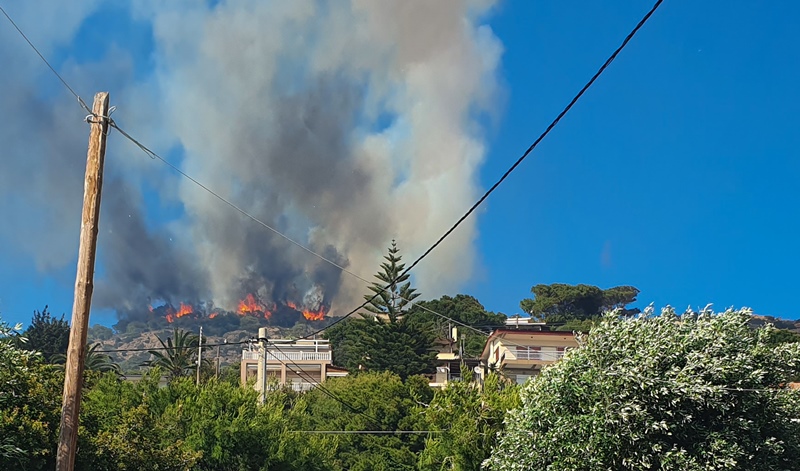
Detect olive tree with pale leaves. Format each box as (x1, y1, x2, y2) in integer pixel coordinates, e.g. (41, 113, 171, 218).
(486, 307, 800, 471)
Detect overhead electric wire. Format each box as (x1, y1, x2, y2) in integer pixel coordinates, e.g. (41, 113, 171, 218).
(0, 5, 92, 114)
(95, 339, 248, 353)
(1, 1, 665, 353)
(299, 0, 664, 339)
(40, 339, 249, 356)
(393, 0, 664, 281)
(265, 340, 384, 427)
(0, 5, 402, 337)
(289, 430, 440, 435)
(107, 123, 372, 287)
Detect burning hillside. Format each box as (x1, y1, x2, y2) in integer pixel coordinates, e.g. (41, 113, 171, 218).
(147, 292, 328, 325)
(77, 0, 501, 329)
(112, 290, 331, 336)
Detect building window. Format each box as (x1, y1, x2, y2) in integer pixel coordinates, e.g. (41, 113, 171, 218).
(515, 374, 531, 385)
(515, 346, 542, 360)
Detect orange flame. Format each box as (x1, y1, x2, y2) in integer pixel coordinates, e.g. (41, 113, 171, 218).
(302, 306, 326, 321)
(160, 303, 193, 323)
(286, 300, 326, 321)
(209, 311, 218, 319)
(237, 294, 272, 319)
(176, 302, 193, 318)
(238, 294, 261, 314)
(165, 306, 176, 323)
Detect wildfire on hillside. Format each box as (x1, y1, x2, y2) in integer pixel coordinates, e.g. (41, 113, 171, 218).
(162, 302, 195, 323)
(149, 293, 327, 324)
(287, 300, 327, 321)
(237, 293, 272, 319)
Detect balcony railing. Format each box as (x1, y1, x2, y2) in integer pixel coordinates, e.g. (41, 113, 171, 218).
(514, 350, 542, 361)
(268, 351, 331, 361)
(289, 382, 317, 392)
(242, 351, 259, 360)
(242, 350, 331, 361)
(511, 350, 565, 361)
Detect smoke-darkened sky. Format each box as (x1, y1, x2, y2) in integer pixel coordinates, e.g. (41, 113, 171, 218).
(0, 0, 502, 322)
(2, 1, 800, 326)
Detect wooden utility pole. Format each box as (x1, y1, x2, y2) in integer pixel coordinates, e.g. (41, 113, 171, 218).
(56, 92, 110, 471)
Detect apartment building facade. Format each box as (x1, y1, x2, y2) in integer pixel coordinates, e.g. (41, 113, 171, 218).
(240, 338, 346, 392)
(479, 323, 578, 385)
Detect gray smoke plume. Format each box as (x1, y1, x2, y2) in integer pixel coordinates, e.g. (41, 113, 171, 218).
(0, 2, 99, 272)
(93, 180, 209, 314)
(0, 0, 503, 319)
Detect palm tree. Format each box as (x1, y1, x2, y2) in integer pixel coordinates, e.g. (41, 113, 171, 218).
(141, 329, 202, 380)
(52, 343, 122, 376)
(84, 343, 123, 375)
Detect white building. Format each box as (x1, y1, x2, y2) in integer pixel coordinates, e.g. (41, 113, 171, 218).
(240, 338, 347, 392)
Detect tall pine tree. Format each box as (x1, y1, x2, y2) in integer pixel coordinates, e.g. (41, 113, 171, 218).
(326, 240, 435, 378)
(362, 240, 420, 323)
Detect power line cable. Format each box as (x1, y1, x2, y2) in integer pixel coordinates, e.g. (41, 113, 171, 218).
(109, 121, 493, 346)
(0, 5, 389, 308)
(299, 0, 664, 339)
(394, 0, 664, 281)
(0, 5, 92, 114)
(108, 122, 369, 286)
(40, 339, 250, 356)
(264, 340, 384, 427)
(97, 339, 248, 353)
(0, 4, 397, 337)
(1, 1, 664, 353)
(289, 430, 440, 435)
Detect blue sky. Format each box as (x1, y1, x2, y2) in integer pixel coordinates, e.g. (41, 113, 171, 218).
(468, 0, 800, 319)
(1, 1, 799, 328)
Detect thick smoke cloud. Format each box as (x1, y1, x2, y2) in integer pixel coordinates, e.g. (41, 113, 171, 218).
(94, 180, 209, 314)
(0, 0, 503, 318)
(0, 2, 101, 272)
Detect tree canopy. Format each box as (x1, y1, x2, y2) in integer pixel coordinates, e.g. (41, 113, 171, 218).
(405, 294, 506, 357)
(519, 283, 640, 323)
(21, 305, 71, 361)
(325, 241, 435, 378)
(324, 315, 436, 379)
(141, 329, 202, 380)
(6, 304, 800, 470)
(487, 307, 800, 471)
(303, 372, 432, 470)
(77, 373, 327, 471)
(53, 343, 122, 376)
(418, 371, 519, 471)
(363, 239, 420, 323)
(1, 316, 63, 469)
